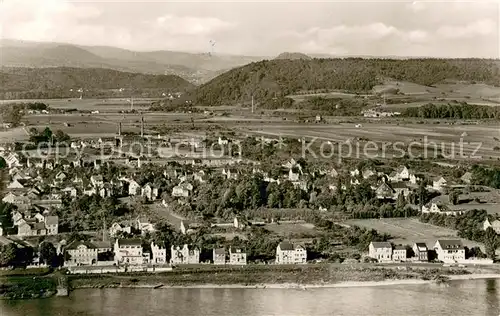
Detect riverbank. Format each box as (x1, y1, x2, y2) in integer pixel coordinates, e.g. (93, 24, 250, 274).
(3, 264, 499, 299)
(68, 265, 469, 290)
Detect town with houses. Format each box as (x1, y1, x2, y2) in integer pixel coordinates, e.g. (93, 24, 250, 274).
(0, 127, 498, 275)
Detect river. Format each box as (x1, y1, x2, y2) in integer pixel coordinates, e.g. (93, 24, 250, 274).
(1, 279, 499, 316)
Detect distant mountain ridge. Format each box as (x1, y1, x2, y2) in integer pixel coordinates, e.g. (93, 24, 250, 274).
(274, 52, 312, 60)
(0, 39, 266, 84)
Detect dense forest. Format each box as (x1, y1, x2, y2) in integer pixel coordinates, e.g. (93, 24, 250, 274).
(190, 58, 500, 106)
(0, 67, 194, 99)
(402, 103, 500, 119)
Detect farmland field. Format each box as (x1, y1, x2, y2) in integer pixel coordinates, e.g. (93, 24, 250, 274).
(264, 222, 319, 238)
(236, 121, 500, 160)
(345, 218, 483, 250)
(0, 98, 157, 112)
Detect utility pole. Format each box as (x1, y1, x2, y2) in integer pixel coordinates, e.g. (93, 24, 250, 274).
(140, 115, 144, 138)
(251, 95, 254, 114)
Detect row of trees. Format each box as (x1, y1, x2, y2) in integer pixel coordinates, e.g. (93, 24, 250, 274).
(402, 103, 500, 119)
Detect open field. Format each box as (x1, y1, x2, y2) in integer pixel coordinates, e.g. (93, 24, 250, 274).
(264, 222, 319, 237)
(0, 98, 157, 112)
(346, 218, 483, 250)
(236, 121, 500, 160)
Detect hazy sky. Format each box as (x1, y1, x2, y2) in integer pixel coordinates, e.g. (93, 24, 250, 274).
(0, 0, 498, 57)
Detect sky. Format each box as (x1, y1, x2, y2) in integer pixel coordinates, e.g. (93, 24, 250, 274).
(0, 0, 499, 58)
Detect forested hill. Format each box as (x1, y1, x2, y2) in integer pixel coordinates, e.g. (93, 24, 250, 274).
(0, 67, 194, 99)
(191, 58, 500, 106)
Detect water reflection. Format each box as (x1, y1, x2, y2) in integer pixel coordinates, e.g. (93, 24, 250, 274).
(1, 280, 499, 316)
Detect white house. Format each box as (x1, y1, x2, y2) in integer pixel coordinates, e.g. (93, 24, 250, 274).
(7, 179, 25, 189)
(141, 183, 159, 201)
(275, 241, 307, 264)
(368, 241, 392, 262)
(109, 222, 132, 237)
(229, 247, 247, 265)
(114, 239, 149, 265)
(170, 244, 200, 264)
(65, 240, 111, 266)
(128, 180, 141, 196)
(151, 242, 167, 265)
(434, 240, 465, 263)
(483, 218, 500, 234)
(432, 177, 448, 192)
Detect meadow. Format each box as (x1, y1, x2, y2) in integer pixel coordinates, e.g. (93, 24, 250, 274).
(345, 218, 483, 250)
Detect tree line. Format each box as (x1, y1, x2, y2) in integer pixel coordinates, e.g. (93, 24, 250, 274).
(402, 103, 500, 119)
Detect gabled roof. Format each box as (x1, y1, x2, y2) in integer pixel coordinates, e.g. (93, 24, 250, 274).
(117, 238, 142, 246)
(414, 242, 428, 250)
(436, 239, 464, 250)
(278, 241, 294, 251)
(213, 248, 226, 255)
(370, 241, 392, 249)
(45, 215, 58, 225)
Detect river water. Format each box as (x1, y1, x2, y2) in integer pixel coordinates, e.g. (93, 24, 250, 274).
(1, 279, 499, 316)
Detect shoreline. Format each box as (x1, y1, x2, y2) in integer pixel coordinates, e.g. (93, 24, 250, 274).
(72, 273, 500, 291)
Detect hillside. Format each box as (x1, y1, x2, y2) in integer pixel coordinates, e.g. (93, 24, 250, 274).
(0, 40, 265, 84)
(0, 67, 194, 99)
(275, 52, 312, 60)
(190, 58, 500, 106)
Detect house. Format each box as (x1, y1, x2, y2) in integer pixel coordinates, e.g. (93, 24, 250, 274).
(288, 167, 301, 182)
(434, 240, 465, 263)
(172, 182, 192, 198)
(55, 171, 67, 182)
(409, 173, 419, 185)
(44, 215, 59, 235)
(5, 153, 21, 168)
(396, 165, 410, 181)
(392, 182, 410, 198)
(170, 244, 200, 264)
(350, 168, 360, 177)
(193, 170, 207, 183)
(180, 220, 200, 235)
(218, 137, 229, 145)
(222, 168, 239, 180)
(114, 239, 149, 265)
(483, 218, 500, 234)
(7, 179, 25, 189)
(375, 182, 395, 200)
(233, 216, 247, 229)
(18, 221, 46, 236)
(433, 177, 448, 192)
(151, 242, 167, 264)
(420, 203, 460, 216)
(275, 241, 307, 264)
(3, 193, 30, 208)
(62, 186, 78, 198)
(229, 247, 247, 265)
(128, 180, 141, 196)
(98, 184, 112, 198)
(362, 168, 376, 179)
(392, 246, 407, 262)
(368, 241, 392, 262)
(109, 222, 132, 237)
(136, 217, 155, 234)
(461, 172, 473, 184)
(412, 243, 428, 262)
(90, 175, 104, 188)
(65, 240, 111, 266)
(213, 248, 226, 265)
(141, 183, 159, 201)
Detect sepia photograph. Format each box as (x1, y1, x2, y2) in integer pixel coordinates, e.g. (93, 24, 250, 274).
(0, 0, 499, 315)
